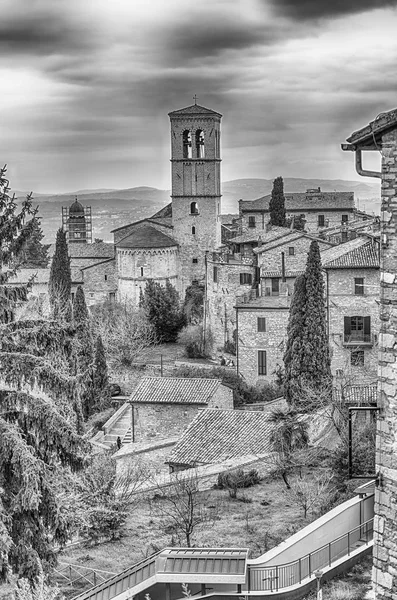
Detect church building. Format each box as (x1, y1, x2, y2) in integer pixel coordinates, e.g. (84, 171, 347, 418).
(112, 103, 223, 304)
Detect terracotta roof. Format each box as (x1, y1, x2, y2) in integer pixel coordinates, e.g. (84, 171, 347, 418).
(229, 227, 290, 245)
(167, 409, 274, 465)
(168, 104, 222, 118)
(261, 270, 305, 278)
(333, 385, 377, 405)
(346, 108, 397, 146)
(48, 242, 114, 259)
(116, 225, 178, 249)
(321, 237, 379, 269)
(241, 191, 354, 213)
(254, 231, 333, 254)
(7, 268, 50, 284)
(150, 203, 172, 219)
(130, 377, 222, 404)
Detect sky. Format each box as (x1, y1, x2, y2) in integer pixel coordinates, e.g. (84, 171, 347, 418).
(2, 0, 397, 194)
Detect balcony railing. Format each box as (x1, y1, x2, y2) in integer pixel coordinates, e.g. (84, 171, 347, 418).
(343, 333, 374, 346)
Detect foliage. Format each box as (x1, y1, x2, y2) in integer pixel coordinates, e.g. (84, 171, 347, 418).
(172, 365, 281, 408)
(286, 214, 305, 231)
(217, 469, 261, 499)
(21, 219, 49, 268)
(332, 421, 376, 482)
(283, 242, 332, 406)
(284, 471, 334, 518)
(177, 325, 213, 358)
(91, 301, 156, 368)
(183, 283, 204, 324)
(141, 279, 185, 342)
(93, 335, 110, 408)
(15, 569, 63, 600)
(269, 176, 286, 227)
(48, 229, 72, 321)
(0, 168, 86, 582)
(268, 408, 309, 489)
(150, 470, 218, 547)
(73, 286, 95, 419)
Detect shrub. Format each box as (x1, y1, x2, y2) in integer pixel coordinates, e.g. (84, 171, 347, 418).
(177, 325, 213, 358)
(217, 469, 261, 498)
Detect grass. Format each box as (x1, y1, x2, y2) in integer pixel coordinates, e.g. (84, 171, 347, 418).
(302, 555, 373, 600)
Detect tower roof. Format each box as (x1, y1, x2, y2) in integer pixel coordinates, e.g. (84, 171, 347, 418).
(69, 199, 84, 214)
(168, 104, 222, 118)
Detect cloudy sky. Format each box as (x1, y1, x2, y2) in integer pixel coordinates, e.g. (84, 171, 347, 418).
(2, 0, 397, 193)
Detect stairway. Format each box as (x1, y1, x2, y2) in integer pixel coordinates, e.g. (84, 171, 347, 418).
(99, 404, 132, 448)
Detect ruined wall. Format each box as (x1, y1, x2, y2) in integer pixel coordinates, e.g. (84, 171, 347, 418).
(373, 127, 397, 599)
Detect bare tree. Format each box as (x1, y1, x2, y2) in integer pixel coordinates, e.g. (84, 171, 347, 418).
(150, 470, 218, 547)
(283, 471, 334, 518)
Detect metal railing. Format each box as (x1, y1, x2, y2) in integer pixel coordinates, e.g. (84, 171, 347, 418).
(343, 333, 374, 345)
(248, 518, 373, 592)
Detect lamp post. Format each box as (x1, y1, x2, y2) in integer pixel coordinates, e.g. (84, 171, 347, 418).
(314, 570, 323, 600)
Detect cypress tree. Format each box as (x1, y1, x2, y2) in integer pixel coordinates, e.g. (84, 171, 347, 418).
(93, 334, 109, 399)
(73, 285, 95, 419)
(0, 166, 86, 581)
(49, 228, 71, 321)
(301, 240, 332, 393)
(269, 176, 287, 227)
(283, 274, 307, 404)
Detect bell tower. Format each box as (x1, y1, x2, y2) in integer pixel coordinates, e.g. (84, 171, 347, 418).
(169, 102, 222, 292)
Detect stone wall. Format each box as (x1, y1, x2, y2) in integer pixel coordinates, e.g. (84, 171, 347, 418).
(327, 267, 379, 383)
(131, 403, 207, 442)
(237, 303, 290, 385)
(208, 384, 234, 409)
(373, 126, 397, 600)
(258, 236, 332, 274)
(241, 209, 354, 234)
(82, 259, 117, 306)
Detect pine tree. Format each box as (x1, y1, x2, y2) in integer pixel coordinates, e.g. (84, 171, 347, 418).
(283, 274, 307, 404)
(301, 240, 332, 393)
(49, 228, 71, 321)
(142, 279, 185, 342)
(269, 176, 287, 227)
(73, 286, 95, 419)
(0, 167, 86, 581)
(21, 218, 49, 268)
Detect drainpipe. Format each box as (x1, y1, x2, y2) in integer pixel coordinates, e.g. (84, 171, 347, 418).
(341, 144, 381, 179)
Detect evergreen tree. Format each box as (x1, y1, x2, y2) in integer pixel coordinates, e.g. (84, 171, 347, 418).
(269, 176, 286, 227)
(73, 286, 95, 419)
(93, 334, 109, 401)
(142, 279, 185, 342)
(0, 167, 86, 581)
(49, 229, 71, 321)
(283, 274, 307, 404)
(301, 240, 332, 393)
(21, 218, 49, 268)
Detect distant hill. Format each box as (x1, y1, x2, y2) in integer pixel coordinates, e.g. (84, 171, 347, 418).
(21, 179, 380, 243)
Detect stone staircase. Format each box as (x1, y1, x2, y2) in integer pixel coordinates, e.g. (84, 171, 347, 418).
(90, 403, 132, 449)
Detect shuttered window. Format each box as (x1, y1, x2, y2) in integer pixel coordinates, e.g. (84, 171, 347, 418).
(258, 350, 267, 375)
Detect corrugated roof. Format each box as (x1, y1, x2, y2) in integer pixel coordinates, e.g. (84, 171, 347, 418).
(130, 377, 222, 404)
(116, 225, 178, 249)
(168, 409, 274, 465)
(158, 548, 248, 577)
(168, 104, 222, 117)
(241, 191, 354, 212)
(321, 237, 379, 269)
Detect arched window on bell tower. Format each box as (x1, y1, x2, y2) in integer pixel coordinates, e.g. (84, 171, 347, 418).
(190, 201, 199, 215)
(195, 129, 205, 158)
(183, 130, 192, 159)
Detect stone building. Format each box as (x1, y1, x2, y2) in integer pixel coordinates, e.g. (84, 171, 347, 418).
(239, 188, 356, 234)
(341, 107, 397, 599)
(111, 103, 223, 304)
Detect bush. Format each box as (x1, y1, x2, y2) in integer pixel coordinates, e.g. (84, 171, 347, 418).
(177, 325, 213, 358)
(216, 469, 261, 498)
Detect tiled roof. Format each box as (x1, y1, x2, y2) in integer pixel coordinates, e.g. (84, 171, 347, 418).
(321, 237, 379, 269)
(150, 203, 172, 219)
(167, 409, 274, 465)
(116, 225, 178, 249)
(261, 270, 305, 278)
(7, 268, 50, 284)
(48, 242, 114, 259)
(333, 385, 377, 404)
(346, 107, 397, 146)
(130, 377, 222, 404)
(228, 227, 290, 245)
(254, 231, 333, 254)
(168, 104, 222, 117)
(241, 191, 354, 212)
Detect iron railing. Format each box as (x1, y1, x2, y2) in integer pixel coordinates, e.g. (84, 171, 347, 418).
(248, 518, 373, 592)
(343, 333, 374, 345)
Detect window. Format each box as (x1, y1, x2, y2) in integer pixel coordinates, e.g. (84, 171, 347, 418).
(213, 266, 218, 283)
(195, 129, 205, 158)
(183, 130, 192, 159)
(342, 214, 349, 223)
(354, 278, 364, 295)
(288, 247, 295, 256)
(104, 274, 108, 281)
(258, 350, 267, 375)
(271, 278, 280, 295)
(190, 201, 199, 214)
(109, 292, 115, 302)
(344, 315, 371, 343)
(257, 317, 266, 332)
(192, 226, 196, 235)
(318, 214, 325, 227)
(341, 231, 348, 243)
(140, 267, 144, 277)
(351, 349, 364, 367)
(248, 216, 256, 228)
(192, 258, 198, 264)
(240, 273, 252, 285)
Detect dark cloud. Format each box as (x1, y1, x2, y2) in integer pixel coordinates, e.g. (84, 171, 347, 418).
(268, 0, 397, 21)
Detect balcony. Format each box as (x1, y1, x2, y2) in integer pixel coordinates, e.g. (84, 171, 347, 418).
(343, 333, 375, 346)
